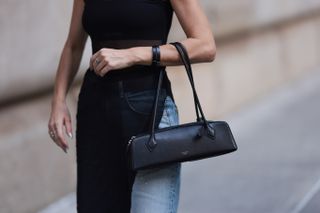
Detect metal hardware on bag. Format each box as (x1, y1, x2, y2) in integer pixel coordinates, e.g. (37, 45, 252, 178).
(126, 135, 136, 153)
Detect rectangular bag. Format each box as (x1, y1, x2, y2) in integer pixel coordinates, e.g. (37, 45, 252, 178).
(126, 41, 238, 171)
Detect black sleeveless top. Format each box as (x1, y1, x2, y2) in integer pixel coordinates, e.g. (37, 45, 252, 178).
(82, 0, 175, 101)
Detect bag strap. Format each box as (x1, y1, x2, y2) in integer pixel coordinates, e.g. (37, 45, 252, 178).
(146, 41, 215, 152)
(170, 42, 214, 133)
(172, 42, 201, 121)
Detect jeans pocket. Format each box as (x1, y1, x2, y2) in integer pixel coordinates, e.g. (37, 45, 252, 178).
(124, 88, 167, 115)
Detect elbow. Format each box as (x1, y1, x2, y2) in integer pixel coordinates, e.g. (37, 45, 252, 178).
(205, 42, 216, 62)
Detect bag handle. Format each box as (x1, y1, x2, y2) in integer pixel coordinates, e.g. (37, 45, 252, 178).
(173, 42, 201, 121)
(146, 41, 215, 152)
(169, 42, 214, 133)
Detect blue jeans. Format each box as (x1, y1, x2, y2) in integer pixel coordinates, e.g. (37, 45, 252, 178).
(131, 95, 182, 213)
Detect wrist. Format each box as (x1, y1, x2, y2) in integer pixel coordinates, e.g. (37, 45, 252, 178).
(128, 47, 152, 66)
(52, 94, 66, 106)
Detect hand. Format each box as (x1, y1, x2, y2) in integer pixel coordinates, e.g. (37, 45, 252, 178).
(48, 100, 73, 153)
(90, 48, 136, 77)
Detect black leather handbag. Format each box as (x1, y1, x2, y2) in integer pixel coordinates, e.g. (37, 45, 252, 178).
(126, 41, 238, 171)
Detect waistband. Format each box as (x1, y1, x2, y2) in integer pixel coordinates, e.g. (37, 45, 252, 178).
(84, 65, 167, 94)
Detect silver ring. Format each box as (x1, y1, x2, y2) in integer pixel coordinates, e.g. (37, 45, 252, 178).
(95, 58, 100, 65)
(49, 131, 55, 138)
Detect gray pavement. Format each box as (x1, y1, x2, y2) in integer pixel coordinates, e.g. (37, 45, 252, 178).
(39, 69, 320, 213)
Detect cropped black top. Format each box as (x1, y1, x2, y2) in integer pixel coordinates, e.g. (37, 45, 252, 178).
(82, 0, 175, 101)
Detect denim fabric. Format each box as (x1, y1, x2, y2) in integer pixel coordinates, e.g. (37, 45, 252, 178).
(131, 95, 182, 213)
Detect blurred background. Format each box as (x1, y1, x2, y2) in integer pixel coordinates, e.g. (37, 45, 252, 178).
(1, 0, 320, 212)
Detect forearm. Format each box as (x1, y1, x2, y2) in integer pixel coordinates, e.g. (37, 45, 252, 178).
(52, 44, 84, 105)
(129, 38, 216, 67)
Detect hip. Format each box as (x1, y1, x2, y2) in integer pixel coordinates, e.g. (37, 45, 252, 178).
(76, 67, 176, 137)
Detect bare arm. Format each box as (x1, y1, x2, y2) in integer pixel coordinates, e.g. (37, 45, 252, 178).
(53, 0, 88, 104)
(49, 0, 87, 152)
(132, 0, 216, 66)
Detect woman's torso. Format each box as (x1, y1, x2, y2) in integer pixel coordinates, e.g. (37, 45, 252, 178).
(82, 0, 173, 52)
(81, 0, 175, 101)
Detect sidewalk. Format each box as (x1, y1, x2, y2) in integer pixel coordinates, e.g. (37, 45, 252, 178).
(39, 68, 320, 213)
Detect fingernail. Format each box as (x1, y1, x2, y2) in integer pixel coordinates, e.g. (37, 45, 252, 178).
(68, 132, 73, 139)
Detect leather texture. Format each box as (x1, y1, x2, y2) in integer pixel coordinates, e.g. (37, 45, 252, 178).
(126, 42, 238, 171)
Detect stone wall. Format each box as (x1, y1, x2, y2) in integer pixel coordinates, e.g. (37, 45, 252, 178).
(171, 22, 320, 122)
(1, 1, 320, 212)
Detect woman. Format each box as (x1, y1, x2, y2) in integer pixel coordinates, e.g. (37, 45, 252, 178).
(48, 0, 216, 212)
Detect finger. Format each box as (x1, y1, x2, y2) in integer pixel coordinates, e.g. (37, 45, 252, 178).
(48, 128, 56, 141)
(50, 127, 63, 149)
(55, 122, 68, 152)
(48, 123, 58, 143)
(64, 116, 73, 139)
(90, 55, 94, 71)
(53, 124, 65, 150)
(100, 65, 112, 77)
(50, 132, 59, 146)
(89, 54, 96, 71)
(94, 60, 108, 74)
(90, 52, 98, 70)
(90, 51, 100, 70)
(92, 57, 100, 72)
(93, 54, 105, 71)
